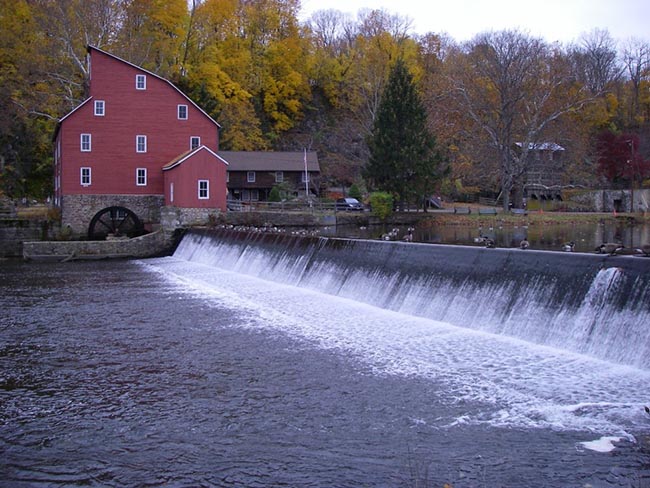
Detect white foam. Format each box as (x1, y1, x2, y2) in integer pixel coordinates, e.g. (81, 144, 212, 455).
(580, 436, 623, 453)
(138, 257, 650, 435)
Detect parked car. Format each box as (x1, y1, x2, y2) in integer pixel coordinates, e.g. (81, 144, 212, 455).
(335, 197, 364, 211)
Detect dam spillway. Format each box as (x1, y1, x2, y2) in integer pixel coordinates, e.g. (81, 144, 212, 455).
(173, 228, 650, 370)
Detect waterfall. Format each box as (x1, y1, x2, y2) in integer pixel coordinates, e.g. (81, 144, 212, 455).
(173, 229, 650, 369)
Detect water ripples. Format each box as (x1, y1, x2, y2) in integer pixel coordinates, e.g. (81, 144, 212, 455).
(1, 260, 649, 487)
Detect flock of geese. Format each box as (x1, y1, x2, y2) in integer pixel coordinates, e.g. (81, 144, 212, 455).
(464, 232, 650, 256)
(380, 227, 415, 242)
(476, 234, 650, 255)
(380, 227, 650, 255)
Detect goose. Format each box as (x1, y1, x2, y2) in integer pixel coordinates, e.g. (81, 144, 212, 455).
(381, 228, 400, 241)
(613, 246, 643, 256)
(484, 238, 496, 248)
(596, 242, 623, 255)
(562, 241, 575, 252)
(519, 239, 530, 250)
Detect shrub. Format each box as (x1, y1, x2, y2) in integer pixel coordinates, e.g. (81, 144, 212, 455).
(369, 192, 393, 220)
(348, 184, 362, 200)
(268, 185, 282, 202)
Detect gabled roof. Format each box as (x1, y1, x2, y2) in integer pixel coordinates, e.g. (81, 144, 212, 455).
(52, 97, 94, 140)
(163, 145, 228, 171)
(87, 45, 221, 129)
(218, 151, 320, 172)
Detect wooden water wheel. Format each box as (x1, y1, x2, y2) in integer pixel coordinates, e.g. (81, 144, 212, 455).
(87, 206, 145, 240)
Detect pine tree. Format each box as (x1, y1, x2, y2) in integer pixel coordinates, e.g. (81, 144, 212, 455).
(365, 58, 446, 208)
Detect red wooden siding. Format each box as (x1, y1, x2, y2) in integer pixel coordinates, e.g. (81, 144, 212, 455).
(163, 147, 228, 210)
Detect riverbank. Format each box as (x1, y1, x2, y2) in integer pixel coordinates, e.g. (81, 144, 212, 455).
(418, 210, 650, 228)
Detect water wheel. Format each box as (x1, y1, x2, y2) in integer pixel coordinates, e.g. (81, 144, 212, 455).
(87, 206, 145, 240)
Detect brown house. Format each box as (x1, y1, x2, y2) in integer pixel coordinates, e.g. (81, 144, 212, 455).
(220, 151, 320, 202)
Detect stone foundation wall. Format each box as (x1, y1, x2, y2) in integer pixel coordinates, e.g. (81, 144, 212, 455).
(22, 229, 173, 261)
(160, 206, 223, 230)
(566, 189, 650, 212)
(62, 194, 164, 236)
(0, 219, 59, 258)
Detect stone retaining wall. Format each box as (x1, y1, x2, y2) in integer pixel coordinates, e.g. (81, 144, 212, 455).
(567, 189, 650, 212)
(22, 229, 173, 261)
(160, 206, 222, 229)
(0, 219, 58, 258)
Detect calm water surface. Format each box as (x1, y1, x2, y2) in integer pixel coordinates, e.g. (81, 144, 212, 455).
(330, 220, 650, 253)
(1, 259, 649, 487)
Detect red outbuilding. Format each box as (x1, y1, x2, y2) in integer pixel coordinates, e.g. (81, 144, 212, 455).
(163, 146, 229, 209)
(53, 46, 227, 238)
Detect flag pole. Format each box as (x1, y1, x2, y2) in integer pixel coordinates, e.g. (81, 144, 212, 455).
(304, 148, 310, 205)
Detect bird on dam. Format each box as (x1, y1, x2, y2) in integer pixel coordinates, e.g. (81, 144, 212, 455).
(484, 238, 496, 248)
(519, 239, 530, 250)
(381, 228, 400, 241)
(596, 242, 624, 255)
(562, 241, 575, 252)
(613, 246, 644, 256)
(474, 230, 492, 245)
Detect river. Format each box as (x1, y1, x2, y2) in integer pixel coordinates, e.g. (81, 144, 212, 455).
(1, 232, 649, 486)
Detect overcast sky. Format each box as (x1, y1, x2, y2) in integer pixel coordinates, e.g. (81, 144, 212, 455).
(298, 0, 649, 45)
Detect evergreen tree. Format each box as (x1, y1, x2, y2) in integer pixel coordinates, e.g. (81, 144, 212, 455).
(364, 58, 446, 208)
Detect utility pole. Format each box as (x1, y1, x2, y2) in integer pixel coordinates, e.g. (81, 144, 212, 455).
(628, 139, 635, 213)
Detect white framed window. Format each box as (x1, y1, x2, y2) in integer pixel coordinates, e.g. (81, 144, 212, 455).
(80, 133, 91, 152)
(136, 74, 146, 90)
(136, 168, 147, 186)
(136, 135, 147, 153)
(302, 172, 310, 183)
(94, 100, 105, 116)
(247, 171, 256, 183)
(178, 104, 188, 120)
(80, 167, 91, 186)
(198, 179, 209, 199)
(275, 171, 284, 183)
(190, 136, 200, 150)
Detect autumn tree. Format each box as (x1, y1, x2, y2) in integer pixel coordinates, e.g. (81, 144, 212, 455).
(596, 130, 649, 186)
(621, 38, 650, 126)
(0, 0, 54, 198)
(448, 30, 600, 210)
(570, 29, 621, 95)
(365, 58, 446, 207)
(116, 0, 189, 78)
(304, 8, 419, 190)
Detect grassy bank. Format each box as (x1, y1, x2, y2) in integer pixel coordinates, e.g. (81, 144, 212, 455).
(417, 211, 650, 228)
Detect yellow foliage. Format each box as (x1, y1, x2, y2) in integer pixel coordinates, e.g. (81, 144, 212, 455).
(219, 98, 267, 150)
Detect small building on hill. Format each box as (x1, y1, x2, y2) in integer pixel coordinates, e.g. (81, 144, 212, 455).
(517, 142, 566, 202)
